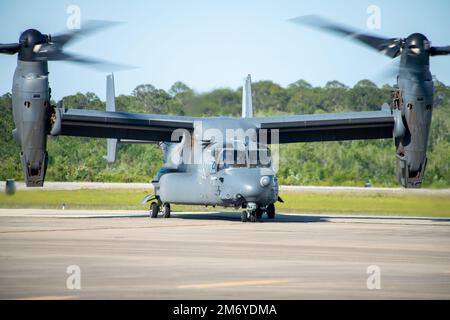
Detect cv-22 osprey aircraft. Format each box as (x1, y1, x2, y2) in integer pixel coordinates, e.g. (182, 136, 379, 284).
(2, 16, 449, 222)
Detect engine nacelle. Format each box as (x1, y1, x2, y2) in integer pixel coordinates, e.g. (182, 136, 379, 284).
(394, 79, 433, 188)
(11, 60, 51, 187)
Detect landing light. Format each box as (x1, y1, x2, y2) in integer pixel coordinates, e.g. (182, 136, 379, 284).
(260, 176, 270, 187)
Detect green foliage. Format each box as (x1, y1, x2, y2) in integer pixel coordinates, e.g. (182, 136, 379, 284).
(288, 79, 313, 89)
(1, 79, 449, 187)
(132, 84, 172, 114)
(253, 81, 290, 113)
(276, 191, 450, 217)
(325, 80, 348, 89)
(169, 81, 192, 97)
(63, 92, 104, 110)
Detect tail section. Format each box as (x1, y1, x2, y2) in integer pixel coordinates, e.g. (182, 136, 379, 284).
(104, 73, 117, 163)
(242, 74, 253, 118)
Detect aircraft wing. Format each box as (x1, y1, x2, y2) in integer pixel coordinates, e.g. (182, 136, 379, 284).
(52, 108, 197, 142)
(252, 105, 395, 143)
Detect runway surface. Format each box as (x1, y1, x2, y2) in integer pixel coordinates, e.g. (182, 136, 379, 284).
(0, 208, 449, 299)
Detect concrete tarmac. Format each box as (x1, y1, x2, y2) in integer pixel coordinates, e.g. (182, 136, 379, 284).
(0, 209, 449, 299)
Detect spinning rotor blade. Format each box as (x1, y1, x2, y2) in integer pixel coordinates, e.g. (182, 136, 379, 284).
(38, 50, 135, 71)
(49, 20, 121, 47)
(0, 43, 20, 54)
(288, 15, 402, 58)
(430, 46, 450, 56)
(373, 60, 421, 84)
(30, 20, 134, 70)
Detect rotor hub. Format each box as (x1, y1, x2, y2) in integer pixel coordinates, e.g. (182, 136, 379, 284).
(18, 29, 49, 61)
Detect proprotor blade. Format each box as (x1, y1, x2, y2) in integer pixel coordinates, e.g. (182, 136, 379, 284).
(430, 45, 450, 56)
(39, 50, 135, 71)
(288, 15, 403, 58)
(49, 20, 121, 47)
(32, 20, 135, 71)
(0, 43, 20, 54)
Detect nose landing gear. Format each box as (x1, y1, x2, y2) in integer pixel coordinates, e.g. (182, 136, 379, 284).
(241, 210, 257, 222)
(149, 200, 171, 219)
(255, 207, 263, 219)
(150, 202, 159, 218)
(241, 210, 249, 222)
(266, 203, 275, 219)
(241, 204, 276, 222)
(162, 203, 171, 218)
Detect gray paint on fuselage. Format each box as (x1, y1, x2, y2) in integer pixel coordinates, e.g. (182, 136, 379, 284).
(156, 117, 277, 207)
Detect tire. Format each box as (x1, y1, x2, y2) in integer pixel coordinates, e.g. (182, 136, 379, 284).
(162, 203, 171, 218)
(266, 203, 275, 219)
(241, 210, 248, 222)
(255, 207, 263, 219)
(250, 213, 257, 223)
(150, 202, 159, 218)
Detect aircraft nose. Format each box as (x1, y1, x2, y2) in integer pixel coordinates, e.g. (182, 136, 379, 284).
(219, 169, 277, 204)
(234, 175, 273, 199)
(241, 181, 262, 197)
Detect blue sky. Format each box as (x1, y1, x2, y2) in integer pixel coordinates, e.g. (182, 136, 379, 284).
(1, 0, 449, 100)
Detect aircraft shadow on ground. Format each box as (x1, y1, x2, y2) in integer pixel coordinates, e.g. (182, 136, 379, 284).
(82, 212, 325, 222)
(83, 212, 449, 223)
(168, 212, 450, 223)
(171, 212, 325, 223)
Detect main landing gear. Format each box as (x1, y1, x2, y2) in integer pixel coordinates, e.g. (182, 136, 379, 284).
(241, 203, 276, 222)
(149, 201, 171, 218)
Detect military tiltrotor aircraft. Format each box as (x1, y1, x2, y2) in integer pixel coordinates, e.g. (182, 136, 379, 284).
(1, 16, 449, 222)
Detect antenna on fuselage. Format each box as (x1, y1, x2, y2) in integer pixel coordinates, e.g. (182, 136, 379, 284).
(242, 74, 253, 118)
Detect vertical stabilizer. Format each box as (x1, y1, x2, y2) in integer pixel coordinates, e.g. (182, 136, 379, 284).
(242, 74, 253, 118)
(104, 73, 117, 163)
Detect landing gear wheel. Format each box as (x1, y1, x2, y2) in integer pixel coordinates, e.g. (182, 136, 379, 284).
(266, 203, 275, 219)
(162, 203, 171, 218)
(255, 207, 263, 220)
(249, 212, 257, 223)
(150, 202, 159, 218)
(241, 210, 248, 222)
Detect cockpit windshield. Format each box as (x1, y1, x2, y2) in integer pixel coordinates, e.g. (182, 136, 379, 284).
(215, 148, 272, 170)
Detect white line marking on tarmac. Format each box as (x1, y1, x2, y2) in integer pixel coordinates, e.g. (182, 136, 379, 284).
(177, 279, 290, 289)
(17, 295, 78, 300)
